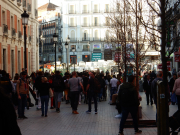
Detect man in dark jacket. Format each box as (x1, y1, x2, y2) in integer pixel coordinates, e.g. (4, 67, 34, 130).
(143, 74, 153, 105)
(118, 75, 142, 135)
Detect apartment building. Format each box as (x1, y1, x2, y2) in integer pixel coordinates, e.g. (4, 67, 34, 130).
(38, 3, 62, 64)
(0, 0, 39, 77)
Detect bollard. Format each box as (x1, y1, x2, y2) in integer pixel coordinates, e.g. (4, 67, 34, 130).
(157, 81, 169, 135)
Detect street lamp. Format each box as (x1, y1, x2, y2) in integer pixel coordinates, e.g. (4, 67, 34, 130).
(72, 47, 76, 71)
(21, 10, 29, 74)
(40, 34, 45, 72)
(53, 33, 58, 72)
(65, 35, 70, 72)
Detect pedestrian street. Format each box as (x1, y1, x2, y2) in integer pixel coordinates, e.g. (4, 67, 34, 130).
(17, 92, 178, 135)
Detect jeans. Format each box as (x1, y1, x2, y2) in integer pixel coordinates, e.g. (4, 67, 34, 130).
(176, 95, 180, 110)
(70, 91, 79, 111)
(40, 95, 49, 115)
(18, 94, 27, 117)
(119, 106, 138, 132)
(110, 87, 117, 100)
(99, 88, 104, 99)
(88, 92, 97, 112)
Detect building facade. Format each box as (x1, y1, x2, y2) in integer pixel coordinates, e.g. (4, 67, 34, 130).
(38, 3, 62, 64)
(0, 0, 39, 77)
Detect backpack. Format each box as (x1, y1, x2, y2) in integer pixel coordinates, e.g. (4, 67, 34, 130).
(94, 78, 101, 93)
(52, 77, 62, 89)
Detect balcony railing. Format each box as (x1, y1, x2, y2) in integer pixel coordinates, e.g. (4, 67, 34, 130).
(18, 31, 22, 39)
(70, 38, 77, 42)
(93, 37, 101, 41)
(17, 0, 21, 6)
(93, 23, 99, 26)
(83, 49, 90, 51)
(104, 10, 110, 13)
(104, 23, 111, 26)
(70, 49, 77, 52)
(12, 28, 16, 38)
(3, 24, 8, 36)
(23, 0, 26, 10)
(27, 3, 31, 13)
(29, 36, 31, 42)
(69, 10, 76, 14)
(93, 9, 99, 13)
(82, 23, 89, 27)
(82, 10, 89, 13)
(82, 37, 90, 41)
(69, 24, 76, 27)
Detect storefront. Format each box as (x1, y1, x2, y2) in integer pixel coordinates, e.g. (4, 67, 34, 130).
(82, 55, 90, 62)
(70, 55, 77, 64)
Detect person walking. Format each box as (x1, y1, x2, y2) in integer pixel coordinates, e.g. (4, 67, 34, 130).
(118, 75, 142, 135)
(110, 75, 119, 103)
(143, 74, 153, 105)
(86, 72, 99, 114)
(16, 71, 29, 119)
(38, 77, 50, 117)
(68, 72, 84, 114)
(169, 74, 177, 105)
(83, 72, 89, 104)
(52, 71, 64, 113)
(99, 74, 106, 102)
(172, 72, 180, 110)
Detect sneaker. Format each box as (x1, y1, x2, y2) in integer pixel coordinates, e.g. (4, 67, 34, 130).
(135, 129, 142, 134)
(95, 111, 98, 114)
(41, 114, 44, 117)
(56, 108, 60, 113)
(115, 114, 122, 118)
(18, 116, 24, 119)
(50, 107, 54, 109)
(23, 116, 28, 119)
(45, 115, 48, 117)
(86, 110, 91, 114)
(118, 131, 124, 135)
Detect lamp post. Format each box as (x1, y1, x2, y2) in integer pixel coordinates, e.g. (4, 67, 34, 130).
(65, 35, 70, 72)
(72, 47, 76, 71)
(21, 11, 29, 74)
(53, 33, 58, 72)
(40, 34, 45, 72)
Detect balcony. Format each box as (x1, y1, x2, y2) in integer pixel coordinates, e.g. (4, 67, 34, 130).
(82, 37, 90, 41)
(69, 10, 76, 14)
(27, 3, 31, 14)
(3, 24, 8, 36)
(83, 48, 90, 51)
(17, 0, 21, 6)
(23, 0, 26, 10)
(70, 38, 77, 42)
(103, 23, 111, 26)
(93, 9, 100, 13)
(104, 10, 110, 13)
(18, 31, 22, 39)
(93, 37, 101, 41)
(70, 49, 76, 52)
(82, 10, 89, 14)
(12, 28, 16, 38)
(29, 36, 31, 43)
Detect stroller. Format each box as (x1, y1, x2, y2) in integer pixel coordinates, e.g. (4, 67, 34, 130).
(169, 110, 180, 135)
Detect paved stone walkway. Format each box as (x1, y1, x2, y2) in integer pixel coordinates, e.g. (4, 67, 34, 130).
(17, 92, 178, 135)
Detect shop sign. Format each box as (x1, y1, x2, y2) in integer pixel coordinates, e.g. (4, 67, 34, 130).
(91, 53, 102, 61)
(174, 52, 180, 62)
(93, 45, 101, 49)
(158, 62, 170, 69)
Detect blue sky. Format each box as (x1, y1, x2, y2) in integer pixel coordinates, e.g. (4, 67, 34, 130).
(38, 0, 60, 7)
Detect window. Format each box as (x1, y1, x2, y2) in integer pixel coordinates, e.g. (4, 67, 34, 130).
(11, 16, 13, 29)
(128, 32, 132, 41)
(83, 30, 88, 40)
(105, 17, 110, 26)
(105, 30, 109, 40)
(83, 45, 90, 51)
(70, 5, 75, 13)
(18, 20, 20, 31)
(83, 5, 88, 13)
(71, 30, 75, 40)
(94, 30, 99, 40)
(83, 17, 87, 26)
(138, 44, 145, 50)
(117, 3, 120, 11)
(70, 45, 76, 51)
(70, 18, 75, 26)
(94, 5, 98, 13)
(105, 4, 109, 12)
(94, 17, 98, 26)
(2, 11, 5, 25)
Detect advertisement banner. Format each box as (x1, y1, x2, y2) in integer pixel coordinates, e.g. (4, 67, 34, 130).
(93, 45, 101, 49)
(174, 52, 180, 62)
(104, 44, 112, 49)
(158, 61, 170, 70)
(91, 53, 102, 61)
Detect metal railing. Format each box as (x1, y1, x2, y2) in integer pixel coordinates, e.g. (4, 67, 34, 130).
(83, 48, 90, 51)
(93, 23, 99, 26)
(23, 0, 26, 8)
(70, 49, 76, 52)
(27, 3, 31, 12)
(3, 24, 8, 35)
(82, 23, 89, 27)
(29, 36, 31, 42)
(104, 23, 110, 26)
(70, 38, 77, 42)
(69, 10, 76, 14)
(104, 10, 110, 13)
(82, 37, 90, 41)
(18, 31, 22, 39)
(93, 9, 100, 13)
(82, 10, 89, 13)
(69, 24, 76, 27)
(12, 28, 16, 37)
(93, 37, 101, 41)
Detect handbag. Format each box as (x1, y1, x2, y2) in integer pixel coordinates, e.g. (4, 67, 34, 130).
(49, 88, 54, 98)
